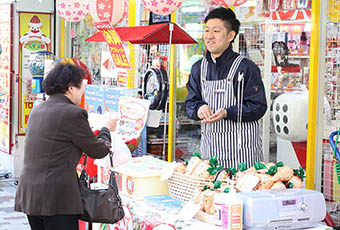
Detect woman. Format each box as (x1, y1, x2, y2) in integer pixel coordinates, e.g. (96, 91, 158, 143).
(14, 63, 117, 230)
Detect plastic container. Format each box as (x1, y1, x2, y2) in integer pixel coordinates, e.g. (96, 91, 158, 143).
(213, 191, 243, 230)
(95, 156, 169, 200)
(32, 76, 44, 93)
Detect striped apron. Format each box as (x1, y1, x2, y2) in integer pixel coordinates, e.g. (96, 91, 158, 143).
(200, 55, 263, 169)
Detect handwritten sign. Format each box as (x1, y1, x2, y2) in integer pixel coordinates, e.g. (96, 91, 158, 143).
(94, 21, 130, 69)
(117, 97, 150, 142)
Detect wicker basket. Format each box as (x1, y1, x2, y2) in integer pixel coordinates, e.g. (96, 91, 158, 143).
(167, 171, 215, 202)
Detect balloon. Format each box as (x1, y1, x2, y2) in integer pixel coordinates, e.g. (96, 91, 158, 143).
(212, 0, 247, 7)
(89, 0, 125, 26)
(142, 0, 184, 15)
(56, 0, 89, 22)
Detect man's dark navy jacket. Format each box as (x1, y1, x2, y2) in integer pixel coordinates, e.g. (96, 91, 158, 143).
(185, 45, 267, 122)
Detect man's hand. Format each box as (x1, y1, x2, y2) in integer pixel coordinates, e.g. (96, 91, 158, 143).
(198, 104, 213, 120)
(201, 108, 227, 124)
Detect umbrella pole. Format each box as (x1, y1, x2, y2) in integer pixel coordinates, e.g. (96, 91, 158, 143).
(166, 23, 175, 162)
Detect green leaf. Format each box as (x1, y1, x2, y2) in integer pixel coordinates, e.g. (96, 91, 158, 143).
(223, 188, 230, 193)
(209, 156, 218, 168)
(254, 162, 267, 170)
(203, 185, 210, 191)
(192, 152, 202, 159)
(207, 167, 217, 175)
(266, 165, 278, 175)
(276, 161, 284, 167)
(185, 159, 189, 165)
(238, 162, 247, 172)
(214, 180, 222, 189)
(286, 182, 293, 189)
(229, 168, 237, 175)
(216, 165, 224, 171)
(294, 167, 305, 181)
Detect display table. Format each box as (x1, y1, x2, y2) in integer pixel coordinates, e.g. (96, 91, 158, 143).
(92, 156, 332, 230)
(90, 193, 331, 230)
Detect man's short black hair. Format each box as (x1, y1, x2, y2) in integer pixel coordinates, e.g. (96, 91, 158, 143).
(204, 7, 240, 43)
(42, 62, 85, 96)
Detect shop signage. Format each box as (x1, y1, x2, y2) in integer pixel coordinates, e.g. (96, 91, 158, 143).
(94, 21, 130, 69)
(0, 4, 12, 154)
(18, 12, 52, 135)
(117, 97, 150, 142)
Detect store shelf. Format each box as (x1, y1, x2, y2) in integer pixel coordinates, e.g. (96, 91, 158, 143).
(147, 137, 193, 145)
(158, 117, 200, 125)
(271, 87, 304, 92)
(288, 55, 310, 59)
(272, 65, 301, 73)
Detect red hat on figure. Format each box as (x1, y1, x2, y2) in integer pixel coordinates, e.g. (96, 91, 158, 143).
(28, 16, 42, 27)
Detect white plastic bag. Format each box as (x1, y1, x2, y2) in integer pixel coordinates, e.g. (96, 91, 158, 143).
(102, 132, 132, 169)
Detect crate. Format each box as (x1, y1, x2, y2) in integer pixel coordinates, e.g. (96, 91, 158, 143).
(167, 171, 214, 203)
(327, 201, 340, 227)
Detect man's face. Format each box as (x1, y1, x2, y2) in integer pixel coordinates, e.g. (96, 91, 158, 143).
(204, 18, 235, 59)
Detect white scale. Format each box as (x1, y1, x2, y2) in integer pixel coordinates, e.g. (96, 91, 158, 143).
(236, 188, 327, 230)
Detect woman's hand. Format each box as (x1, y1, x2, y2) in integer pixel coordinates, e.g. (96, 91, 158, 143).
(105, 118, 118, 132)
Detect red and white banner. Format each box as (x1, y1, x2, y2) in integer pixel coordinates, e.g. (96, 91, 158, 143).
(94, 20, 130, 69)
(266, 9, 311, 21)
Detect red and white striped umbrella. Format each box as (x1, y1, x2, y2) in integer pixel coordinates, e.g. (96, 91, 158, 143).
(212, 0, 247, 7)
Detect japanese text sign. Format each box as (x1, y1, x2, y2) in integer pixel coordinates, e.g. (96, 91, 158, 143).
(94, 21, 130, 69)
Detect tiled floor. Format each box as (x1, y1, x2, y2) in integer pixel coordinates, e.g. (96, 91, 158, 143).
(0, 180, 30, 230)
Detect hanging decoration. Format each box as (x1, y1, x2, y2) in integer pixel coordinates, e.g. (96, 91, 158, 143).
(142, 0, 184, 15)
(116, 0, 128, 25)
(56, 0, 89, 22)
(266, 9, 311, 21)
(328, 0, 340, 23)
(89, 0, 125, 26)
(212, 0, 247, 7)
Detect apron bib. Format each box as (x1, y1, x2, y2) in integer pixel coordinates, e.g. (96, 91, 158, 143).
(200, 55, 263, 168)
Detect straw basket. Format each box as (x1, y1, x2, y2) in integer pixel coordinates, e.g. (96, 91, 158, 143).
(167, 171, 215, 203)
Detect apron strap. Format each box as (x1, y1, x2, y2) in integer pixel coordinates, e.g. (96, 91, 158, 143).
(227, 55, 244, 80)
(200, 57, 208, 97)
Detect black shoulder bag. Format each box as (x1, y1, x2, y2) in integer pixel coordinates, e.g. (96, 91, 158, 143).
(78, 151, 125, 224)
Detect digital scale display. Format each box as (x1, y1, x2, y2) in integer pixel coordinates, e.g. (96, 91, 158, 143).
(282, 199, 297, 206)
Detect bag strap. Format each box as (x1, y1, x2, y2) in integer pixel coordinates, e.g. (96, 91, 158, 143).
(81, 150, 114, 182)
(81, 151, 118, 190)
(82, 150, 114, 168)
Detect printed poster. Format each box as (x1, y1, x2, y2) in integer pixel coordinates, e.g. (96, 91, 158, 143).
(84, 85, 105, 115)
(18, 12, 51, 134)
(101, 51, 129, 86)
(117, 97, 150, 142)
(0, 4, 12, 154)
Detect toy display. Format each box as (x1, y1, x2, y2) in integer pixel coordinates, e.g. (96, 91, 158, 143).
(29, 51, 55, 93)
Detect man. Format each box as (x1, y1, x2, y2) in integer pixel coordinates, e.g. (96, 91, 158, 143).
(185, 7, 267, 169)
